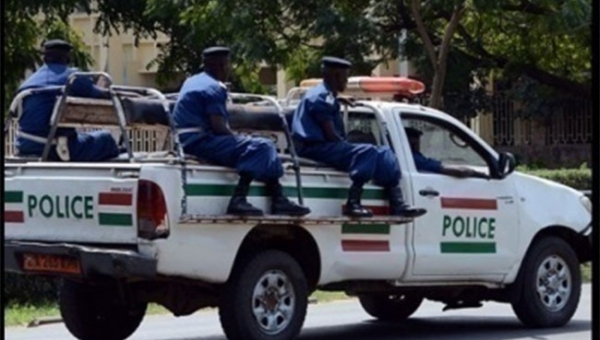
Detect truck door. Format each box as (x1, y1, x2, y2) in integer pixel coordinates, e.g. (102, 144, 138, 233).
(397, 113, 520, 278)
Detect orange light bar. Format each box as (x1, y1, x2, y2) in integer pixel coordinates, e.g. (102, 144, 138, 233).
(299, 77, 425, 95)
(351, 77, 425, 94)
(299, 79, 321, 88)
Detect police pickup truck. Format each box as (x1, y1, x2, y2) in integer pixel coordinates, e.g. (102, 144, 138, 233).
(4, 73, 593, 340)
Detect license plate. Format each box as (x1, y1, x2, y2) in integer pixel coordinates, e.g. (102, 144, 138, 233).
(22, 253, 81, 275)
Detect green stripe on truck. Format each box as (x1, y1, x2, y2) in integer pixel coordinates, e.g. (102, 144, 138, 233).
(440, 242, 496, 254)
(4, 191, 23, 203)
(185, 184, 385, 200)
(98, 213, 133, 227)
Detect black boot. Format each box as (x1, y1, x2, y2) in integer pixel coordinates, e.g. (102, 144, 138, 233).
(267, 180, 311, 216)
(387, 186, 426, 218)
(227, 174, 264, 216)
(343, 183, 373, 217)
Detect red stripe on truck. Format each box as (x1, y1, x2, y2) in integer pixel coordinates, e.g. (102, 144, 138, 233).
(5, 211, 24, 223)
(99, 193, 133, 206)
(441, 197, 497, 210)
(341, 240, 390, 252)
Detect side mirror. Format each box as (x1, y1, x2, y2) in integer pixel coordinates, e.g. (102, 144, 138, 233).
(498, 152, 516, 178)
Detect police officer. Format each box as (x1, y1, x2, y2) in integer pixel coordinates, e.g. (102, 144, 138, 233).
(291, 57, 426, 218)
(16, 39, 119, 161)
(173, 46, 310, 217)
(405, 127, 488, 178)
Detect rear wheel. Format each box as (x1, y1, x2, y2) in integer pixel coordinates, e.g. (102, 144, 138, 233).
(219, 250, 308, 340)
(358, 294, 423, 322)
(59, 280, 147, 340)
(511, 236, 581, 328)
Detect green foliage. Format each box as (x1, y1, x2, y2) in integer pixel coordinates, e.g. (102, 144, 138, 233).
(4, 0, 591, 109)
(4, 274, 60, 307)
(466, 1, 590, 106)
(519, 167, 591, 190)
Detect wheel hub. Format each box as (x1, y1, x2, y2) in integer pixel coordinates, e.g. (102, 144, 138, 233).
(252, 270, 295, 335)
(536, 255, 571, 312)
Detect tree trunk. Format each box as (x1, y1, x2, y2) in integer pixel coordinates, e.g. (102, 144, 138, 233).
(410, 0, 466, 109)
(430, 68, 444, 109)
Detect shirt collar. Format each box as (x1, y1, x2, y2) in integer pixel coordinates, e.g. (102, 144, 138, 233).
(321, 81, 337, 97)
(203, 72, 227, 89)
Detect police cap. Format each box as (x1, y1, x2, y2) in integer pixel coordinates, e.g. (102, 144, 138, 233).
(42, 39, 73, 51)
(202, 46, 231, 59)
(405, 127, 423, 138)
(322, 56, 352, 69)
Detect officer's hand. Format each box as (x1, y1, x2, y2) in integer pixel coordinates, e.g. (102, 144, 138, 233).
(338, 95, 356, 107)
(468, 169, 490, 179)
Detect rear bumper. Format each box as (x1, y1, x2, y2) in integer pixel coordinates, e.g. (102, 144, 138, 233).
(4, 241, 157, 279)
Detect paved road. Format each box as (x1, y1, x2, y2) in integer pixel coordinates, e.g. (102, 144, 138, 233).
(5, 284, 592, 340)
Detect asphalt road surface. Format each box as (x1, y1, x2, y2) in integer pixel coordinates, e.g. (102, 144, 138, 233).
(5, 284, 592, 340)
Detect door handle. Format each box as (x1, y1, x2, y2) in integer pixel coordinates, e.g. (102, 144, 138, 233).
(419, 189, 439, 197)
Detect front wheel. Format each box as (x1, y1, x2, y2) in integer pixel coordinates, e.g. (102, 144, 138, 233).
(358, 294, 423, 322)
(59, 280, 147, 340)
(511, 236, 581, 328)
(219, 250, 308, 340)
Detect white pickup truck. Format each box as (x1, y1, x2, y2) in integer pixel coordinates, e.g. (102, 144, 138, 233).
(4, 74, 592, 340)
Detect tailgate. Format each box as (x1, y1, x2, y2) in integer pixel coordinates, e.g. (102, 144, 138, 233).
(4, 163, 142, 244)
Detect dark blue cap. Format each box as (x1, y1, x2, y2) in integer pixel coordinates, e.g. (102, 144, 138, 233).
(42, 39, 73, 51)
(202, 46, 231, 59)
(322, 56, 352, 69)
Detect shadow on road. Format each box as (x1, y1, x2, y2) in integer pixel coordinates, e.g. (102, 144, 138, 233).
(299, 317, 591, 340)
(157, 316, 590, 340)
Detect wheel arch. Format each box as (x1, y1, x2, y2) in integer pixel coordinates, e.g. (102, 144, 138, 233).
(529, 225, 592, 263)
(229, 224, 322, 292)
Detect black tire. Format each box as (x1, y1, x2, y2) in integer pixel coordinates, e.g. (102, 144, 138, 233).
(358, 294, 423, 322)
(59, 280, 147, 340)
(219, 250, 308, 340)
(511, 236, 581, 328)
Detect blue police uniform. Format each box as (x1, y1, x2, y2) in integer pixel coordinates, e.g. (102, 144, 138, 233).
(16, 63, 119, 161)
(292, 82, 401, 187)
(173, 72, 283, 181)
(413, 151, 443, 173)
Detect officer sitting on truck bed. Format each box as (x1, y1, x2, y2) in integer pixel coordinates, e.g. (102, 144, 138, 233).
(16, 39, 119, 161)
(291, 57, 426, 218)
(172, 46, 310, 217)
(405, 127, 488, 178)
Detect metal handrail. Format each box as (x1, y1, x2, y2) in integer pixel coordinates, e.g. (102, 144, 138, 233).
(229, 92, 304, 205)
(354, 101, 391, 148)
(42, 72, 115, 161)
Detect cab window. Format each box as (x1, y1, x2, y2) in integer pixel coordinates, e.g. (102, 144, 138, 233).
(401, 116, 490, 172)
(346, 110, 384, 146)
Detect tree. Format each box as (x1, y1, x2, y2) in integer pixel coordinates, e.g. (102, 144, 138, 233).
(410, 0, 466, 109)
(91, 0, 390, 88)
(455, 0, 591, 99)
(4, 0, 591, 119)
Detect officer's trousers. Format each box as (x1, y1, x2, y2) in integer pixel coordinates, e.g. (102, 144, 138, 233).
(183, 134, 283, 181)
(17, 130, 119, 162)
(298, 141, 400, 187)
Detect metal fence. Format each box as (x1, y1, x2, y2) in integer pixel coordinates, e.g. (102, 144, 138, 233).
(490, 94, 592, 147)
